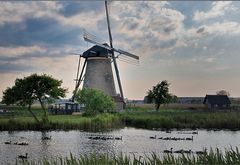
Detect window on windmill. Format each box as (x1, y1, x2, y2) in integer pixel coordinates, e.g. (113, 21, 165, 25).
(96, 51, 100, 56)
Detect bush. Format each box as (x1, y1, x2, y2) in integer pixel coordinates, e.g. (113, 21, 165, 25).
(75, 88, 116, 116)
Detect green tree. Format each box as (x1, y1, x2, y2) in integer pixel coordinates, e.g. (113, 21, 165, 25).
(2, 73, 67, 123)
(75, 88, 115, 116)
(171, 95, 178, 103)
(216, 90, 230, 97)
(147, 80, 171, 111)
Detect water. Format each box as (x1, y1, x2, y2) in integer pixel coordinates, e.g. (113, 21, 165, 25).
(1, 127, 240, 164)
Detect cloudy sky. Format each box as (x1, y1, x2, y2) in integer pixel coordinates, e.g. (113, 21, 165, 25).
(1, 1, 240, 100)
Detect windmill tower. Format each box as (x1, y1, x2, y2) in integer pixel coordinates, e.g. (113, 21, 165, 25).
(81, 43, 116, 97)
(72, 1, 139, 109)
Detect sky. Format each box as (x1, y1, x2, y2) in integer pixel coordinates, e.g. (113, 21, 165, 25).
(1, 1, 240, 100)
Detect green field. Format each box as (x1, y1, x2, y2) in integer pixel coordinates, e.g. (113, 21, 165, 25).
(1, 104, 240, 131)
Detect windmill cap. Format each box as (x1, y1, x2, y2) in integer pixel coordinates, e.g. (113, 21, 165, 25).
(82, 43, 112, 58)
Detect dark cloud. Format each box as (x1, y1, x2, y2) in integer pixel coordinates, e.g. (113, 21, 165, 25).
(197, 27, 205, 33)
(0, 62, 35, 73)
(59, 1, 104, 17)
(164, 24, 177, 34)
(121, 18, 139, 30)
(0, 17, 81, 47)
(159, 39, 178, 49)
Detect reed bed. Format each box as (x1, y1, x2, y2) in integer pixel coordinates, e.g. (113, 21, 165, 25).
(0, 113, 123, 131)
(121, 108, 240, 130)
(16, 147, 240, 165)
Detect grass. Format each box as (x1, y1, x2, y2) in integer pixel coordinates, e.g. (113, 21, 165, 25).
(1, 104, 240, 131)
(15, 147, 240, 165)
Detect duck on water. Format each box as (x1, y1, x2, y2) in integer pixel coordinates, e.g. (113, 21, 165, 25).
(18, 153, 28, 159)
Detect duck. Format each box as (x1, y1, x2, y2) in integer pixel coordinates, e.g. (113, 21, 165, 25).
(18, 142, 28, 145)
(4, 141, 11, 144)
(174, 149, 184, 154)
(196, 149, 207, 154)
(42, 136, 51, 140)
(163, 137, 170, 140)
(150, 135, 157, 139)
(186, 136, 193, 141)
(92, 136, 100, 140)
(18, 153, 28, 159)
(183, 149, 192, 154)
(192, 131, 198, 134)
(163, 148, 173, 153)
(115, 136, 122, 140)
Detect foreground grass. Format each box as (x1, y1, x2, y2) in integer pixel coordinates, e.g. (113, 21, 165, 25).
(16, 148, 240, 165)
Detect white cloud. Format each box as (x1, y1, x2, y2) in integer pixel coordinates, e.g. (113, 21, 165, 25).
(0, 2, 63, 26)
(193, 1, 233, 22)
(108, 1, 186, 56)
(205, 21, 240, 35)
(0, 1, 105, 32)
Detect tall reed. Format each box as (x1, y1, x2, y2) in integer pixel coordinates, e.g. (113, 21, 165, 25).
(15, 147, 240, 165)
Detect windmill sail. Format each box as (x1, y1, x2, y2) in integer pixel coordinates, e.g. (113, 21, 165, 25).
(83, 33, 112, 51)
(115, 49, 139, 60)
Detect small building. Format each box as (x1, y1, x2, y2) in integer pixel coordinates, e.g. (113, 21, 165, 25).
(48, 99, 82, 115)
(203, 95, 231, 110)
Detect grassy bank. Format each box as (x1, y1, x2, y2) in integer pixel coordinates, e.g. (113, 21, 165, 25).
(1, 105, 240, 131)
(121, 106, 240, 130)
(0, 113, 123, 131)
(16, 148, 240, 165)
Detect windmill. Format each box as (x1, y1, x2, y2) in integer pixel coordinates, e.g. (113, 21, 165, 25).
(72, 1, 139, 109)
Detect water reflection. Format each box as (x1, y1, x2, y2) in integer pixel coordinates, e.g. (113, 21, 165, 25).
(1, 128, 240, 164)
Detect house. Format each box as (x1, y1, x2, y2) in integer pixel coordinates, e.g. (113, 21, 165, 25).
(203, 95, 231, 110)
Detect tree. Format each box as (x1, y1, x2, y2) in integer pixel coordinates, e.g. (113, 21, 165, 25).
(75, 88, 115, 116)
(216, 90, 230, 97)
(2, 74, 67, 123)
(171, 95, 178, 103)
(147, 80, 172, 111)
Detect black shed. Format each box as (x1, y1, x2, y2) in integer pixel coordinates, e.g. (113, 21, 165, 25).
(203, 95, 231, 110)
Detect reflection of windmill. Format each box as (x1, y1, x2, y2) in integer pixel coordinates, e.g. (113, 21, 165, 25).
(72, 1, 139, 109)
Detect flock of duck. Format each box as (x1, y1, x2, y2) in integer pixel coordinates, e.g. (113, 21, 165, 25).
(88, 136, 122, 141)
(4, 141, 29, 145)
(150, 130, 198, 141)
(3, 135, 52, 160)
(150, 135, 194, 141)
(163, 148, 207, 155)
(150, 130, 205, 155)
